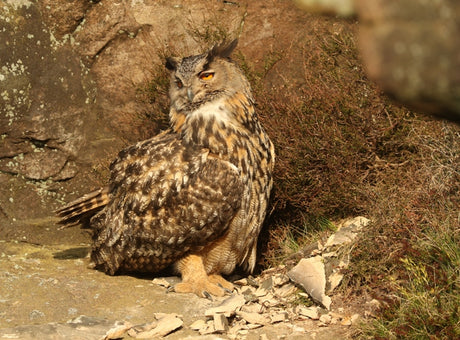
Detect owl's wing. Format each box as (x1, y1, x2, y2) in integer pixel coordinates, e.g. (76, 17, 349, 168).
(91, 132, 243, 274)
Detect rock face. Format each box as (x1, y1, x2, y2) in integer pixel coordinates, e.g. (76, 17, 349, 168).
(0, 0, 308, 241)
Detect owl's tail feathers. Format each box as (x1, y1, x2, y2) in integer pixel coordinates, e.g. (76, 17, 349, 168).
(55, 187, 109, 229)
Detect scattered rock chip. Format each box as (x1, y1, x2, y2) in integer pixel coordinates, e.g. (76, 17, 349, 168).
(259, 295, 280, 308)
(151, 278, 171, 288)
(101, 321, 133, 340)
(272, 273, 290, 287)
(288, 256, 332, 310)
(269, 311, 288, 323)
(241, 302, 264, 314)
(246, 323, 263, 330)
(274, 283, 296, 298)
(131, 314, 183, 338)
(237, 311, 270, 325)
(199, 320, 216, 335)
(213, 313, 229, 332)
(254, 287, 269, 298)
(205, 294, 246, 317)
(327, 271, 344, 293)
(298, 306, 320, 320)
(260, 277, 273, 291)
(189, 319, 207, 331)
(319, 314, 332, 325)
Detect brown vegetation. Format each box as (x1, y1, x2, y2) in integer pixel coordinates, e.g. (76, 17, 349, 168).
(240, 20, 459, 339)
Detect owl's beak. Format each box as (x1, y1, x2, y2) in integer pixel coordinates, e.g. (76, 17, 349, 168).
(187, 88, 194, 102)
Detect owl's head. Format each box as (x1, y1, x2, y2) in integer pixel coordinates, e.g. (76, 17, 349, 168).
(165, 39, 251, 112)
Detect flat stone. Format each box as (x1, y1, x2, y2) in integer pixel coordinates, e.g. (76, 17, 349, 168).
(189, 319, 207, 331)
(269, 311, 288, 324)
(319, 314, 332, 325)
(298, 306, 320, 320)
(133, 314, 183, 338)
(152, 278, 171, 288)
(237, 311, 270, 325)
(327, 272, 344, 293)
(213, 313, 229, 332)
(287, 257, 332, 310)
(204, 294, 246, 317)
(102, 321, 133, 340)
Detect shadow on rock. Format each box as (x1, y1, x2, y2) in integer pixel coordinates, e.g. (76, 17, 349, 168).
(53, 247, 90, 260)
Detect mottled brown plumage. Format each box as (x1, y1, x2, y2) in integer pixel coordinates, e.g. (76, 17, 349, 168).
(57, 40, 275, 297)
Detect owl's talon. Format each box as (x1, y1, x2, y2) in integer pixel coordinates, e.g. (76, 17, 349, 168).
(223, 287, 233, 294)
(202, 290, 213, 301)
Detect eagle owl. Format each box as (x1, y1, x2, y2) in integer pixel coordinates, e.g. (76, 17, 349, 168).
(57, 40, 275, 297)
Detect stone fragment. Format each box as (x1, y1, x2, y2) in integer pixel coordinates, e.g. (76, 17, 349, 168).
(127, 320, 158, 336)
(189, 319, 206, 331)
(199, 320, 216, 335)
(213, 313, 229, 332)
(254, 287, 269, 297)
(322, 251, 338, 258)
(151, 278, 171, 288)
(227, 321, 246, 338)
(274, 283, 296, 298)
(319, 314, 332, 325)
(272, 273, 290, 287)
(327, 271, 344, 293)
(205, 294, 246, 317)
(241, 302, 264, 314)
(246, 323, 263, 330)
(287, 256, 332, 310)
(298, 306, 320, 320)
(260, 296, 280, 308)
(101, 321, 132, 340)
(260, 277, 273, 290)
(324, 231, 355, 248)
(237, 311, 270, 325)
(269, 311, 288, 323)
(324, 216, 369, 248)
(132, 314, 183, 338)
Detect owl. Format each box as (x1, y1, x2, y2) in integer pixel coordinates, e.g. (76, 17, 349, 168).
(57, 40, 275, 298)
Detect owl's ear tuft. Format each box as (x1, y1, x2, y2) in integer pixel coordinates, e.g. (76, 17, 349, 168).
(207, 39, 238, 63)
(165, 57, 178, 71)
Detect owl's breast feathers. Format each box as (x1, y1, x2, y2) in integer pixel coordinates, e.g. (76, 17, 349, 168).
(169, 91, 275, 272)
(88, 132, 244, 274)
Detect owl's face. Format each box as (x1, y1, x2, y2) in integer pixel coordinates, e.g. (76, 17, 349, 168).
(166, 40, 250, 113)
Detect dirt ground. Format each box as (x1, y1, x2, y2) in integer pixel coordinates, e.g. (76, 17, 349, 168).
(0, 225, 358, 339)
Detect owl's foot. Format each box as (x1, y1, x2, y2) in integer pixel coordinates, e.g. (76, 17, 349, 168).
(175, 254, 234, 298)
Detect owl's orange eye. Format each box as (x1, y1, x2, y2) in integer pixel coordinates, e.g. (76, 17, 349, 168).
(199, 72, 214, 81)
(175, 78, 183, 89)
